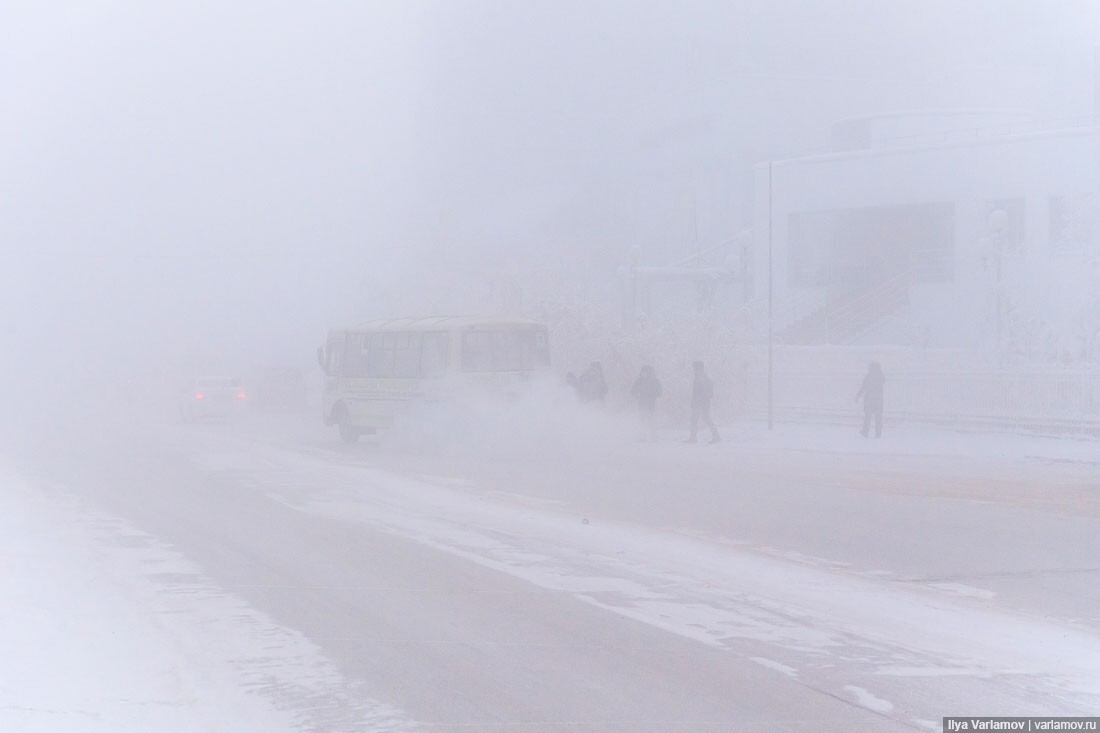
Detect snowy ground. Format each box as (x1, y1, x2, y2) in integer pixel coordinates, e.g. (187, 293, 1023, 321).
(3, 405, 1099, 731)
(0, 463, 418, 733)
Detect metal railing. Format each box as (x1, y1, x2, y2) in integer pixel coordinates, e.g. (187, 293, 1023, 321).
(778, 273, 911, 345)
(727, 286, 829, 343)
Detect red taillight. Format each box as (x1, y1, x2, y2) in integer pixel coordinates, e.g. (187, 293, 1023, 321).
(236, 392, 247, 400)
(194, 392, 205, 400)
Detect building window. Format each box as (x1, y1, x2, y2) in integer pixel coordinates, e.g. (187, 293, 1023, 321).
(1049, 193, 1094, 255)
(789, 203, 954, 287)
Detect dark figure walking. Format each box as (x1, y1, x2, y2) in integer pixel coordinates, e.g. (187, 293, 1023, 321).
(687, 361, 720, 443)
(855, 361, 885, 438)
(565, 372, 580, 398)
(578, 361, 608, 404)
(630, 365, 662, 440)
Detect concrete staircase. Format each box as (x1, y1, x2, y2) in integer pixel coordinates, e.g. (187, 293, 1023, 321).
(780, 274, 911, 345)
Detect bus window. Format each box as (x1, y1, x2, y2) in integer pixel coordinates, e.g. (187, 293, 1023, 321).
(490, 332, 512, 370)
(516, 329, 549, 370)
(366, 333, 394, 377)
(393, 332, 422, 378)
(462, 329, 549, 371)
(342, 334, 370, 377)
(462, 331, 493, 371)
(420, 332, 450, 377)
(532, 330, 550, 367)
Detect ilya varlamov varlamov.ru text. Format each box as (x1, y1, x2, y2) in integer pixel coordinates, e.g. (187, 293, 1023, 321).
(945, 720, 1099, 731)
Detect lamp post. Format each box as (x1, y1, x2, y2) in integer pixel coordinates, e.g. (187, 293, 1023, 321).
(767, 161, 774, 430)
(986, 208, 1008, 363)
(619, 245, 642, 333)
(630, 245, 640, 330)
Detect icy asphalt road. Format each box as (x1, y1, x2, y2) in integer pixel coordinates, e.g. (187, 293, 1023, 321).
(8, 409, 1100, 732)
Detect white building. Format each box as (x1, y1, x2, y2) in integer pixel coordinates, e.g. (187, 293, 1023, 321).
(752, 111, 1100, 363)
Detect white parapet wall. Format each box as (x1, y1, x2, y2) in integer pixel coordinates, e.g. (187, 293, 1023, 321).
(734, 344, 1100, 433)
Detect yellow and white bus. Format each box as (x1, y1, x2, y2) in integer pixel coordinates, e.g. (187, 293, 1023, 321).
(316, 316, 551, 442)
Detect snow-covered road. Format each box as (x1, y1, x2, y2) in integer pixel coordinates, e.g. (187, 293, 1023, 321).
(4, 409, 1099, 731)
(0, 461, 419, 733)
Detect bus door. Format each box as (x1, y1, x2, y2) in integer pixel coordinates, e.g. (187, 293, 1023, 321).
(319, 331, 347, 394)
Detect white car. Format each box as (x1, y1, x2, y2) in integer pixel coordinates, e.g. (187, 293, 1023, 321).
(177, 377, 246, 422)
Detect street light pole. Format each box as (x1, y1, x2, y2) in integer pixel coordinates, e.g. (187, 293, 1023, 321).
(987, 208, 1008, 366)
(768, 161, 774, 431)
(629, 245, 640, 332)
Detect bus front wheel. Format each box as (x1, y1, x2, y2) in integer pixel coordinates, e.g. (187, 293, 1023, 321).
(334, 405, 359, 444)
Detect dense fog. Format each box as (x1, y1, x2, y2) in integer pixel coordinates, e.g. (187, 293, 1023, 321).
(4, 1, 1099, 408)
(6, 4, 1100, 729)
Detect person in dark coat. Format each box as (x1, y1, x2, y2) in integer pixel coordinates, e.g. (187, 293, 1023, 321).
(578, 361, 608, 404)
(565, 371, 580, 398)
(855, 361, 885, 438)
(630, 365, 662, 440)
(687, 361, 720, 443)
